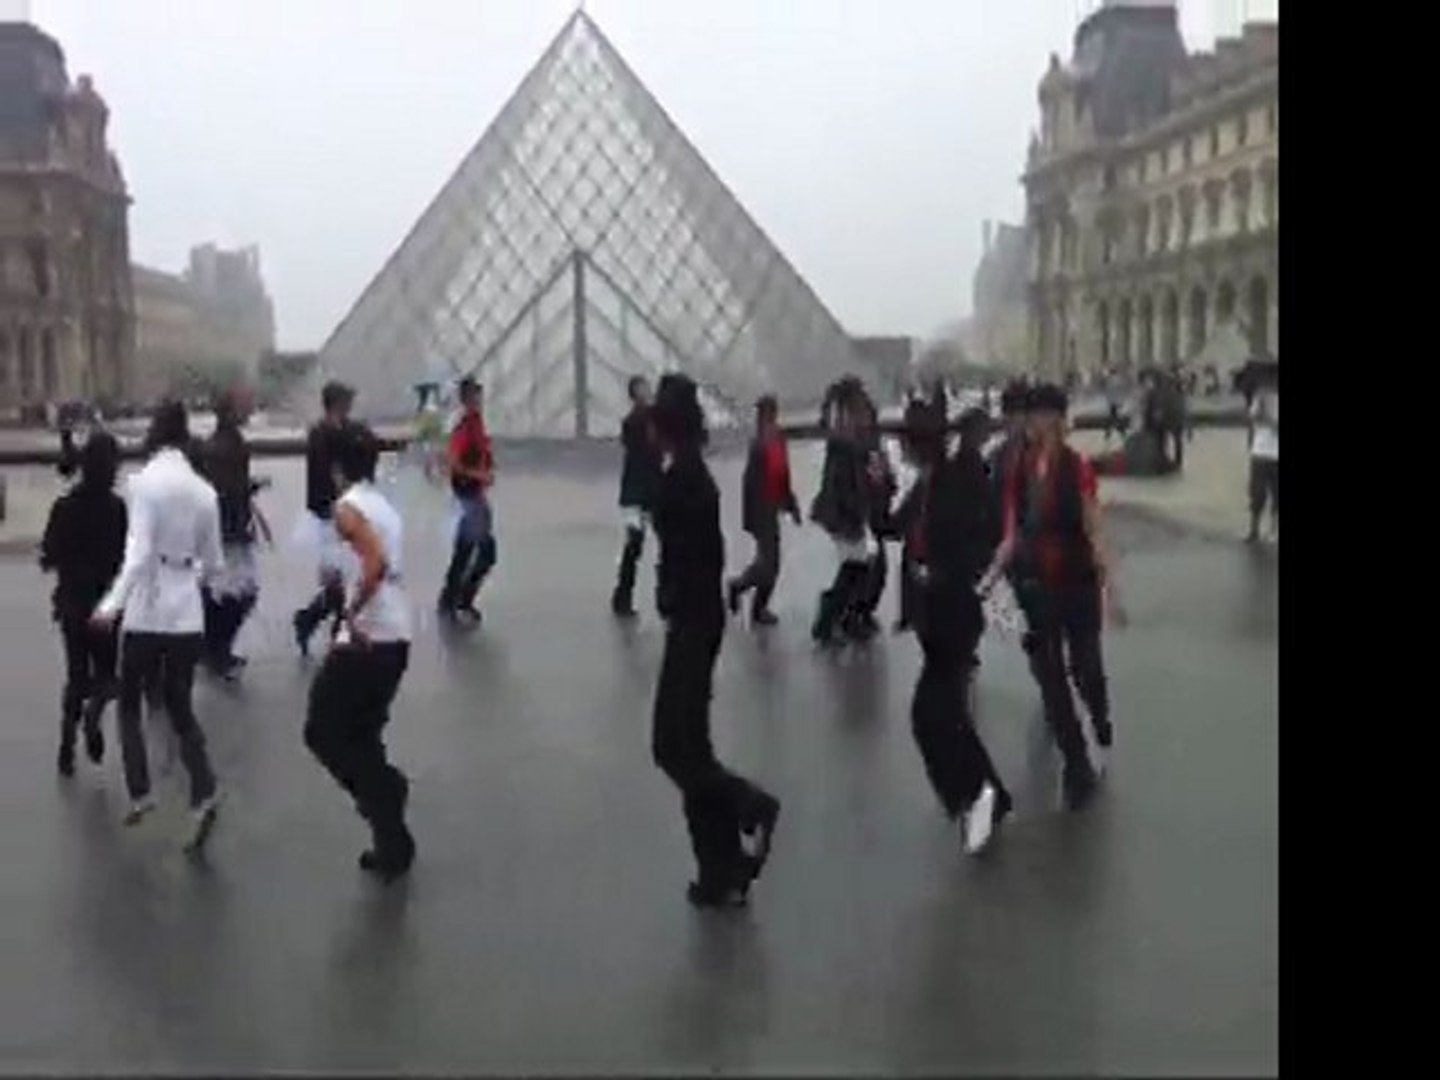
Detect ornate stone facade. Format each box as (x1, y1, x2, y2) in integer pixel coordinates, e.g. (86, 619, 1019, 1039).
(132, 245, 276, 402)
(0, 20, 133, 413)
(1023, 2, 1278, 381)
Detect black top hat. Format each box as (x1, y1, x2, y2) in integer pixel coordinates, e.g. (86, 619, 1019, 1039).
(1027, 383, 1068, 414)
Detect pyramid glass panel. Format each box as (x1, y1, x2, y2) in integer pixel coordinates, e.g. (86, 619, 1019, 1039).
(317, 11, 860, 434)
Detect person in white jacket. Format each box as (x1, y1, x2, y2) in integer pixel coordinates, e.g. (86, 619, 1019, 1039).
(92, 399, 224, 851)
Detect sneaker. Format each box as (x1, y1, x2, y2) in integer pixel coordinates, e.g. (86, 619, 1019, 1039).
(741, 793, 781, 871)
(962, 784, 998, 855)
(456, 605, 484, 625)
(726, 579, 743, 617)
(359, 827, 416, 884)
(291, 612, 311, 658)
(184, 795, 221, 854)
(57, 744, 76, 778)
(752, 609, 779, 627)
(611, 594, 638, 619)
(124, 795, 158, 826)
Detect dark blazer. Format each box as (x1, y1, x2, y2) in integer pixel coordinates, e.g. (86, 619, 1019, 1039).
(40, 484, 127, 622)
(810, 436, 868, 542)
(652, 448, 725, 624)
(741, 435, 799, 536)
(922, 447, 1001, 589)
(304, 421, 347, 519)
(203, 421, 254, 545)
(618, 405, 662, 510)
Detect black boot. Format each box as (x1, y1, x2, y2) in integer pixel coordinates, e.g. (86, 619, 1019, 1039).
(612, 527, 644, 617)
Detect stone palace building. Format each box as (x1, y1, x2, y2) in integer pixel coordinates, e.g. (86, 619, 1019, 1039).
(1023, 0, 1278, 382)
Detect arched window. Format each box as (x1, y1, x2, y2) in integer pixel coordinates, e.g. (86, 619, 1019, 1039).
(41, 328, 58, 397)
(1162, 289, 1181, 363)
(1098, 300, 1111, 368)
(1231, 170, 1253, 234)
(18, 328, 35, 396)
(1216, 281, 1237, 324)
(1139, 295, 1156, 365)
(1188, 287, 1209, 356)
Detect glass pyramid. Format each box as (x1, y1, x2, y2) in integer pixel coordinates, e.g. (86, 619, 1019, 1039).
(318, 10, 860, 435)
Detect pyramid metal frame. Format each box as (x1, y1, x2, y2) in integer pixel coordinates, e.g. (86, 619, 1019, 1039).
(317, 10, 860, 435)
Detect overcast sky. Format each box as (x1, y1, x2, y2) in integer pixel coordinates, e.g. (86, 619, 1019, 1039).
(28, 0, 1276, 347)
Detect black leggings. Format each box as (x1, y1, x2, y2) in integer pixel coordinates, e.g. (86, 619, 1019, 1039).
(117, 632, 215, 806)
(652, 617, 774, 888)
(911, 585, 1007, 816)
(58, 614, 118, 745)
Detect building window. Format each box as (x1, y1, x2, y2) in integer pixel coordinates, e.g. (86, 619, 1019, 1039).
(1210, 125, 1221, 158)
(1237, 111, 1250, 147)
(1183, 137, 1194, 168)
(1179, 204, 1194, 248)
(18, 329, 35, 394)
(26, 242, 51, 298)
(41, 329, 57, 397)
(1206, 188, 1223, 234)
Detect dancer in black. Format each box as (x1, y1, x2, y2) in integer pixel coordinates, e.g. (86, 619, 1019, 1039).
(200, 386, 269, 679)
(849, 390, 898, 641)
(304, 424, 417, 883)
(810, 378, 873, 646)
(727, 395, 801, 627)
(611, 375, 661, 618)
(901, 400, 1010, 853)
(649, 373, 780, 909)
(293, 381, 354, 656)
(39, 431, 126, 776)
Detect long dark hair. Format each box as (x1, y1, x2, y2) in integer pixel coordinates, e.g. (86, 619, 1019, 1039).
(77, 431, 120, 494)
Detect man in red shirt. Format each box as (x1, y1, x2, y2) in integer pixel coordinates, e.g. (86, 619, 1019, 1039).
(438, 376, 496, 623)
(981, 383, 1119, 811)
(728, 396, 801, 626)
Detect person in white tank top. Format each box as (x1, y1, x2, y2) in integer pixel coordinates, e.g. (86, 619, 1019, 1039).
(303, 424, 417, 883)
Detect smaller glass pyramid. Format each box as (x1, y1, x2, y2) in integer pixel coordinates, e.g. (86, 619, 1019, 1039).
(319, 10, 860, 434)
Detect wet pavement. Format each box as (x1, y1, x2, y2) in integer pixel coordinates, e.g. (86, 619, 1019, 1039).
(0, 443, 1278, 1076)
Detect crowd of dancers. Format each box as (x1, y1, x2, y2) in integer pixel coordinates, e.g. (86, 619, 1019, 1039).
(35, 367, 1121, 906)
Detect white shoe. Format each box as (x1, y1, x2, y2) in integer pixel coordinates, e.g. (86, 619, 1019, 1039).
(1092, 746, 1110, 779)
(124, 795, 157, 827)
(184, 794, 221, 854)
(962, 784, 998, 856)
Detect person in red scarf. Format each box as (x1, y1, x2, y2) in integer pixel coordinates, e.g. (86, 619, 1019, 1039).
(437, 376, 496, 623)
(727, 396, 801, 626)
(981, 383, 1121, 811)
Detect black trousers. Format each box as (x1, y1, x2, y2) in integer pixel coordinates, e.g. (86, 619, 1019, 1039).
(652, 616, 773, 887)
(612, 523, 646, 611)
(897, 542, 920, 628)
(118, 632, 216, 806)
(854, 542, 889, 621)
(911, 584, 1008, 817)
(305, 641, 411, 856)
(1018, 579, 1111, 768)
(203, 589, 258, 666)
(58, 613, 118, 748)
(813, 557, 869, 640)
(1249, 458, 1279, 520)
(733, 515, 781, 615)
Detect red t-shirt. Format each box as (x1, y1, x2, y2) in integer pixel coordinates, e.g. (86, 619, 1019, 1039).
(762, 436, 790, 507)
(1003, 446, 1098, 585)
(449, 411, 493, 486)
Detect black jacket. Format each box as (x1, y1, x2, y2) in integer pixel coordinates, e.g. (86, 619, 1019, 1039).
(653, 448, 725, 623)
(810, 436, 868, 542)
(741, 435, 799, 535)
(39, 483, 127, 622)
(918, 447, 1000, 590)
(203, 421, 254, 545)
(618, 406, 662, 510)
(305, 421, 348, 520)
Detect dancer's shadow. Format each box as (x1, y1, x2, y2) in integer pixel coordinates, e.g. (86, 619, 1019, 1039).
(656, 913, 772, 1072)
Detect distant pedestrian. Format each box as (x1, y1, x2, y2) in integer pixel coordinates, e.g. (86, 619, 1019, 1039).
(1246, 382, 1279, 543)
(39, 431, 126, 777)
(304, 423, 417, 883)
(92, 400, 224, 850)
(437, 376, 497, 624)
(727, 395, 801, 626)
(649, 373, 780, 909)
(611, 375, 662, 619)
(292, 381, 356, 657)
